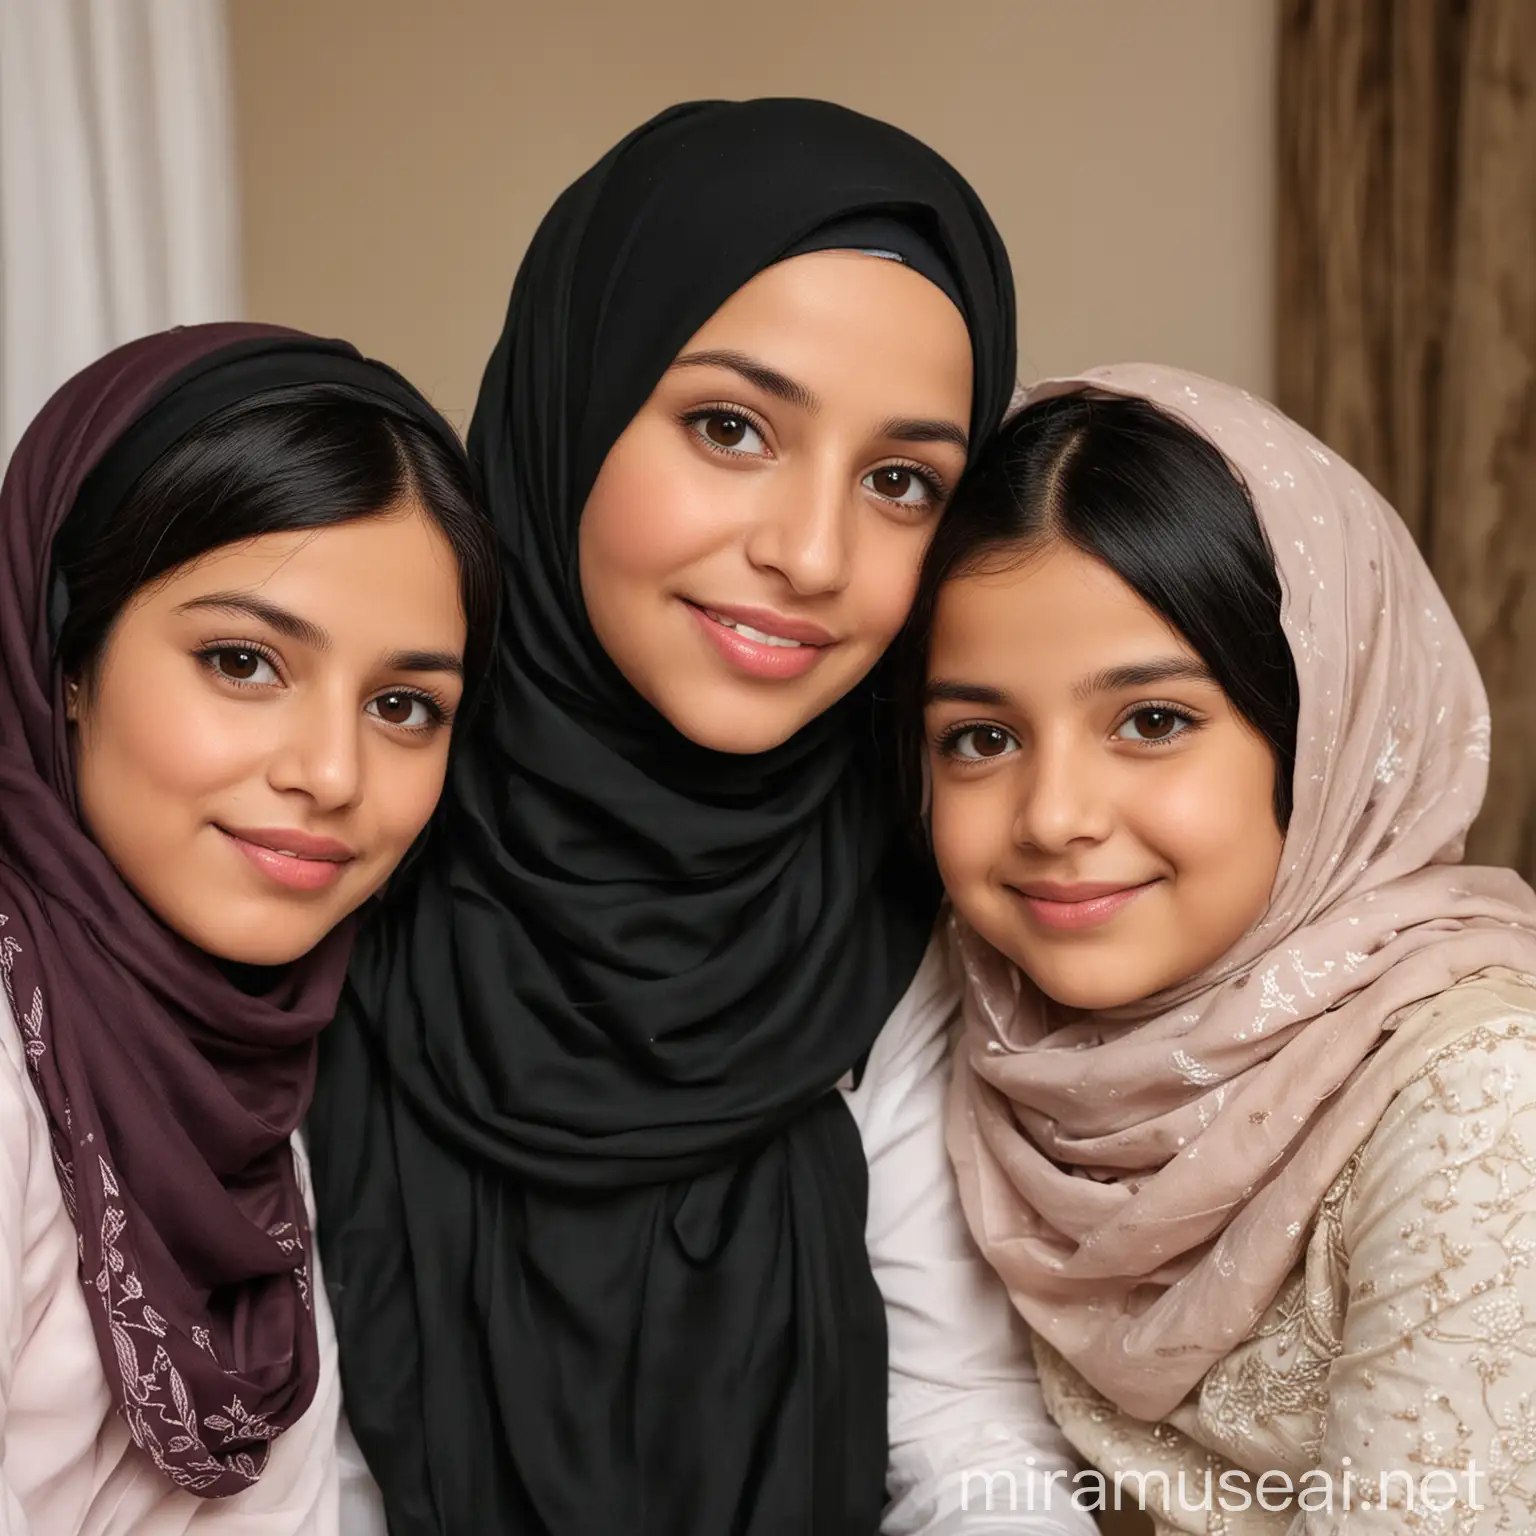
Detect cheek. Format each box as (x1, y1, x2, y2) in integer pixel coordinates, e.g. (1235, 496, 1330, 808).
(1134, 776, 1232, 862)
(579, 427, 730, 610)
(369, 746, 452, 857)
(78, 659, 259, 814)
(340, 739, 454, 903)
(1142, 742, 1283, 912)
(929, 774, 1007, 886)
(846, 526, 930, 652)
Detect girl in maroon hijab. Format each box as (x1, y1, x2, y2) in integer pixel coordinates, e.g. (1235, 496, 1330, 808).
(0, 324, 495, 1533)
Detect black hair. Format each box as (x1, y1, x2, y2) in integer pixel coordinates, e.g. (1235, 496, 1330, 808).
(55, 383, 499, 700)
(904, 390, 1300, 827)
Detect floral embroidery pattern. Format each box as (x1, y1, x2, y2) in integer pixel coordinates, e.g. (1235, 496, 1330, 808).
(1034, 982, 1536, 1535)
(0, 912, 303, 1493)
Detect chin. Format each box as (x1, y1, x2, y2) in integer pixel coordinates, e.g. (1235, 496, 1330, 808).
(1024, 944, 1191, 1011)
(665, 695, 817, 756)
(976, 927, 1159, 1012)
(171, 908, 337, 968)
(1031, 969, 1152, 1012)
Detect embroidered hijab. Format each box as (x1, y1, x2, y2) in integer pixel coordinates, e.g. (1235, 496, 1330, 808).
(948, 364, 1536, 1422)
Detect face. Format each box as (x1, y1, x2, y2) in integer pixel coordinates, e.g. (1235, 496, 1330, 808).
(580, 250, 974, 754)
(925, 541, 1284, 1011)
(69, 506, 467, 966)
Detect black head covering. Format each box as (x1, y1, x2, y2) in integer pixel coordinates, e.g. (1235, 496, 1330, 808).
(308, 98, 1015, 1535)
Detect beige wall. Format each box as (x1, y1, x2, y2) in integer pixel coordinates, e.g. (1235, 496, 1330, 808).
(230, 0, 1276, 435)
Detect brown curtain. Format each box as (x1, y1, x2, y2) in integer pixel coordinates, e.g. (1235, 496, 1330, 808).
(1278, 0, 1536, 876)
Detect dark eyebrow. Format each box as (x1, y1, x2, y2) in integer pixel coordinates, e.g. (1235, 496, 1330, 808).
(670, 352, 969, 457)
(876, 416, 969, 454)
(924, 679, 1013, 707)
(1072, 658, 1215, 701)
(174, 593, 331, 650)
(383, 648, 463, 680)
(669, 349, 820, 412)
(176, 594, 463, 679)
(924, 660, 1214, 710)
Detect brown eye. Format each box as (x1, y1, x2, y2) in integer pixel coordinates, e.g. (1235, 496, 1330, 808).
(1116, 708, 1191, 744)
(704, 413, 748, 447)
(862, 465, 934, 507)
(366, 692, 436, 730)
(949, 724, 1017, 761)
(688, 410, 767, 456)
(207, 647, 274, 683)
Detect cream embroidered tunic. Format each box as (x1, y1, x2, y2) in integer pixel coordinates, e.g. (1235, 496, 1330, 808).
(1034, 970, 1536, 1535)
(0, 981, 377, 1535)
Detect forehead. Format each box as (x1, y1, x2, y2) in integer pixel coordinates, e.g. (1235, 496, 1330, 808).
(137, 508, 465, 638)
(681, 252, 973, 413)
(929, 543, 1196, 678)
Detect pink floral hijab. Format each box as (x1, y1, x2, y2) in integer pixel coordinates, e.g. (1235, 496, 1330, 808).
(945, 364, 1536, 1422)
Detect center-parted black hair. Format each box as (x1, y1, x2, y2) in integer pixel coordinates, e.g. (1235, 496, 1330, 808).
(904, 389, 1301, 827)
(55, 382, 500, 701)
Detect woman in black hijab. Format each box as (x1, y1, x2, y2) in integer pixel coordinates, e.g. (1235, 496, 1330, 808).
(310, 99, 1081, 1535)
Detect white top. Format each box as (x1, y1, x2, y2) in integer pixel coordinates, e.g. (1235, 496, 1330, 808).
(0, 937, 1088, 1535)
(844, 938, 1090, 1535)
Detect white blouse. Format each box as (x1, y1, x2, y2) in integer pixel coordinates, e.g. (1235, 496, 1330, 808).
(843, 938, 1091, 1535)
(1, 938, 1087, 1535)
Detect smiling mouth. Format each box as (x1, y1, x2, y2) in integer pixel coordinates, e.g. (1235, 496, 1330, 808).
(683, 601, 834, 682)
(702, 609, 811, 648)
(1011, 880, 1159, 933)
(216, 826, 356, 894)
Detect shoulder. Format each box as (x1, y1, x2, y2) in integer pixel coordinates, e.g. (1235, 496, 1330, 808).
(1317, 974, 1536, 1520)
(1377, 968, 1536, 1128)
(1347, 969, 1536, 1243)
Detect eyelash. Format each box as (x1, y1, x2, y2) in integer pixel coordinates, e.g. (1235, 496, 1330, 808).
(194, 641, 452, 734)
(932, 703, 1207, 761)
(677, 402, 950, 507)
(1114, 701, 1205, 746)
(678, 400, 771, 458)
(932, 720, 1016, 763)
(872, 458, 950, 509)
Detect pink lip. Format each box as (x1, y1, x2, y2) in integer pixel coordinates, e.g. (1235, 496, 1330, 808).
(686, 601, 832, 681)
(694, 602, 835, 645)
(1013, 879, 1157, 932)
(218, 826, 355, 893)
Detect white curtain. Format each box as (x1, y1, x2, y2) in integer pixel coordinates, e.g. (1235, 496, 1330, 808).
(0, 0, 239, 461)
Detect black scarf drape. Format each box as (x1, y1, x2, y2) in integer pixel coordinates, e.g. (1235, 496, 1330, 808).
(309, 98, 1015, 1535)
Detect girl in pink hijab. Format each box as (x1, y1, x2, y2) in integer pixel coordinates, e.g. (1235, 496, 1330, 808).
(913, 365, 1536, 1532)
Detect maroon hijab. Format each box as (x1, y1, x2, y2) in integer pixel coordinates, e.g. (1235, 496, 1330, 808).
(0, 324, 439, 1495)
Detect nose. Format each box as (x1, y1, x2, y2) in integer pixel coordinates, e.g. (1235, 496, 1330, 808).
(1011, 731, 1113, 855)
(265, 690, 364, 813)
(743, 457, 853, 597)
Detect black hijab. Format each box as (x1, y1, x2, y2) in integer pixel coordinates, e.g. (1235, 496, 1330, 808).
(309, 99, 1015, 1535)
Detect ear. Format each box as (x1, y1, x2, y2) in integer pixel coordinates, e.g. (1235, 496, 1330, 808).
(63, 677, 81, 721)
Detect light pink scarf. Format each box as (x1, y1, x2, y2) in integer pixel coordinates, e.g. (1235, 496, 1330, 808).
(946, 364, 1536, 1423)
